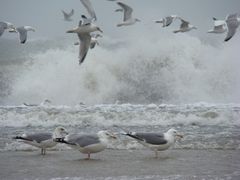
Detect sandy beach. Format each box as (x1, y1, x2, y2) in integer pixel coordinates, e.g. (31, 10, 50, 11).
(0, 149, 240, 180)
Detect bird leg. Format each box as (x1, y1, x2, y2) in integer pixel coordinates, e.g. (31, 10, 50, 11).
(85, 153, 91, 160)
(41, 148, 46, 155)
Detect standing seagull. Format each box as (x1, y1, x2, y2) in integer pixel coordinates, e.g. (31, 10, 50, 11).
(55, 130, 117, 160)
(224, 13, 240, 42)
(9, 26, 35, 44)
(116, 2, 140, 27)
(155, 15, 179, 27)
(13, 127, 68, 155)
(0, 21, 14, 36)
(208, 17, 227, 33)
(173, 18, 197, 33)
(66, 20, 103, 65)
(80, 0, 97, 21)
(123, 128, 183, 158)
(62, 9, 74, 21)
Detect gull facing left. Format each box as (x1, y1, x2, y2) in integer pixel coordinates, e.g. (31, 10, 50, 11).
(116, 2, 140, 27)
(14, 127, 68, 155)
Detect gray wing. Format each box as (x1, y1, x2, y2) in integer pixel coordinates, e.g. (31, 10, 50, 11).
(62, 9, 74, 20)
(17, 27, 28, 43)
(66, 134, 100, 147)
(180, 19, 189, 29)
(78, 33, 91, 64)
(117, 2, 133, 21)
(226, 13, 238, 20)
(0, 22, 6, 36)
(69, 9, 74, 17)
(62, 10, 68, 19)
(80, 0, 97, 21)
(128, 132, 167, 145)
(225, 17, 239, 41)
(0, 26, 4, 36)
(165, 16, 173, 26)
(23, 133, 52, 143)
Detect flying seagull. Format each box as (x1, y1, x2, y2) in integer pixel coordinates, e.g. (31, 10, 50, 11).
(224, 13, 240, 42)
(66, 20, 103, 65)
(80, 0, 97, 21)
(173, 18, 197, 33)
(13, 127, 68, 155)
(62, 9, 74, 21)
(155, 15, 179, 27)
(9, 26, 35, 44)
(0, 21, 14, 36)
(123, 128, 183, 158)
(55, 130, 117, 160)
(116, 2, 140, 27)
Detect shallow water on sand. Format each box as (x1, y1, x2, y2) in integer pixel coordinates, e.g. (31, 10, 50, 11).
(0, 150, 240, 180)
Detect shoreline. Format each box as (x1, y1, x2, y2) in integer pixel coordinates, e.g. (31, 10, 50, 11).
(0, 149, 240, 180)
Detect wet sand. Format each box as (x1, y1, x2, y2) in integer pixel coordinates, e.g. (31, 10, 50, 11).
(0, 149, 240, 180)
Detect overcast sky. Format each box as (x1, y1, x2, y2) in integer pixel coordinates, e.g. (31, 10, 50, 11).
(0, 0, 240, 39)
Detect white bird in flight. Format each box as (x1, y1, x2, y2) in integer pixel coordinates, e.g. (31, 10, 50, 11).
(0, 21, 14, 36)
(66, 20, 103, 65)
(173, 18, 197, 33)
(208, 17, 227, 34)
(224, 13, 240, 42)
(61, 9, 74, 21)
(9, 26, 35, 44)
(155, 15, 179, 27)
(116, 2, 140, 27)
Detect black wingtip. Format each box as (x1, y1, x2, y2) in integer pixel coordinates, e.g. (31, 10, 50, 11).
(54, 138, 75, 145)
(13, 136, 21, 140)
(126, 133, 144, 141)
(213, 17, 218, 21)
(81, 15, 87, 19)
(54, 138, 65, 143)
(13, 136, 31, 141)
(79, 53, 87, 65)
(224, 37, 232, 42)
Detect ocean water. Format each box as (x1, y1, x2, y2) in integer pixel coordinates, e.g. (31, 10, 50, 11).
(1, 31, 240, 179)
(1, 103, 239, 151)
